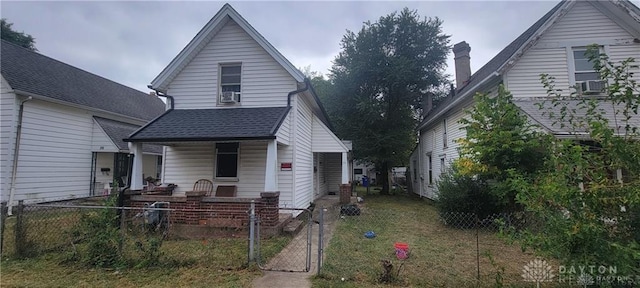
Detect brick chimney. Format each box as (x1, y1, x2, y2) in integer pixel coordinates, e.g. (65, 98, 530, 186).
(453, 41, 471, 89)
(421, 92, 434, 119)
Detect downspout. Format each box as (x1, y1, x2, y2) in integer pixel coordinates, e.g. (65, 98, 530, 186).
(148, 85, 175, 111)
(8, 96, 33, 215)
(287, 79, 310, 107)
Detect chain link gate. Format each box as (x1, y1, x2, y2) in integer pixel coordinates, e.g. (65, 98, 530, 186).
(255, 207, 313, 272)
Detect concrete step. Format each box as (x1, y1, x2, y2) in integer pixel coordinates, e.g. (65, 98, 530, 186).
(283, 219, 304, 235)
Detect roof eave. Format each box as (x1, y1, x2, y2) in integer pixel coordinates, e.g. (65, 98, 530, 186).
(124, 135, 277, 143)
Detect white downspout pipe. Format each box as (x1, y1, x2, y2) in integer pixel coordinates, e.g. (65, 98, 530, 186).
(8, 96, 32, 215)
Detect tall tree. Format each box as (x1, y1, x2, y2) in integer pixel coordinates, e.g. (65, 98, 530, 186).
(330, 8, 450, 194)
(1, 18, 37, 51)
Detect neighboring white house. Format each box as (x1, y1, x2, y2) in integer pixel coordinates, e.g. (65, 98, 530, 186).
(0, 40, 166, 207)
(410, 0, 640, 199)
(124, 4, 351, 209)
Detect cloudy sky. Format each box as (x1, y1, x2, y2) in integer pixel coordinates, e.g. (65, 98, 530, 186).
(1, 1, 597, 93)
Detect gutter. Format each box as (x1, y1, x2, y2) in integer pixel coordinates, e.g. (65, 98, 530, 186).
(417, 72, 500, 131)
(8, 96, 33, 215)
(148, 85, 175, 110)
(287, 79, 310, 107)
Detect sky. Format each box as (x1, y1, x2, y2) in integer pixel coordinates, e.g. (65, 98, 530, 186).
(1, 0, 601, 93)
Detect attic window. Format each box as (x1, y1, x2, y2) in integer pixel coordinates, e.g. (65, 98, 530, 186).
(220, 64, 241, 103)
(573, 49, 600, 83)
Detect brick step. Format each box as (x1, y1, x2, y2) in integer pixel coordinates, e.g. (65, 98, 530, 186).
(283, 219, 304, 235)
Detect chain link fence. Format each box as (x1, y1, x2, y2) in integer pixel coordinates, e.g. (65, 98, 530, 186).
(317, 200, 544, 286)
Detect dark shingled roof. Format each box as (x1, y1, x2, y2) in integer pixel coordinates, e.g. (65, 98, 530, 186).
(418, 0, 565, 129)
(516, 99, 640, 136)
(93, 117, 163, 154)
(1, 40, 165, 121)
(125, 107, 291, 142)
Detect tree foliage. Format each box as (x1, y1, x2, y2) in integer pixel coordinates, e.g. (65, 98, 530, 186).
(329, 8, 450, 193)
(1, 19, 37, 51)
(516, 46, 640, 274)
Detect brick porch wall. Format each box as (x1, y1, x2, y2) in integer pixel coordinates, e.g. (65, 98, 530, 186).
(124, 191, 280, 227)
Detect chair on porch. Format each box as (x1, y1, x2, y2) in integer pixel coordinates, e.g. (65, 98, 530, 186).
(192, 179, 214, 196)
(215, 185, 237, 197)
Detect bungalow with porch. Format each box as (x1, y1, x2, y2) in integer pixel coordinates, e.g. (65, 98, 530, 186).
(124, 4, 352, 213)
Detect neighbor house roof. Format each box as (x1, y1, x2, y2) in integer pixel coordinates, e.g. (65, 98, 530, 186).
(418, 0, 640, 131)
(417, 0, 566, 131)
(516, 99, 640, 136)
(125, 106, 291, 142)
(150, 3, 305, 91)
(93, 117, 163, 154)
(1, 40, 165, 121)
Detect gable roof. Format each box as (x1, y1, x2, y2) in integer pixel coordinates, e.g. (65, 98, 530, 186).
(150, 3, 305, 92)
(93, 117, 162, 154)
(417, 0, 567, 131)
(418, 0, 640, 131)
(125, 106, 290, 143)
(1, 40, 166, 121)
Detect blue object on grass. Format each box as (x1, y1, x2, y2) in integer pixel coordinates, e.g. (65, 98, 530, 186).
(364, 231, 376, 238)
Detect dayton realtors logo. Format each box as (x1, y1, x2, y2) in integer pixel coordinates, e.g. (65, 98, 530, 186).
(522, 258, 555, 287)
(522, 259, 639, 286)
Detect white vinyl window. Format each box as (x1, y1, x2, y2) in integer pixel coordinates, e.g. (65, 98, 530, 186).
(573, 48, 600, 83)
(216, 143, 239, 178)
(442, 118, 448, 148)
(220, 64, 241, 103)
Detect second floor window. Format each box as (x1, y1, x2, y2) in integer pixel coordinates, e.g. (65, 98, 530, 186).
(573, 48, 600, 83)
(220, 64, 241, 103)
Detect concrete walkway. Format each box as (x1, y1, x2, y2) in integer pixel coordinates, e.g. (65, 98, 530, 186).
(252, 195, 341, 288)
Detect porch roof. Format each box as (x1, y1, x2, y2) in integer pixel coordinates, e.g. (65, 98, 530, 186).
(94, 117, 163, 154)
(124, 106, 290, 143)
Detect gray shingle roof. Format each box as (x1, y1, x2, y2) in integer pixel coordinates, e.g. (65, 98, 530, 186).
(1, 40, 165, 121)
(125, 107, 291, 142)
(418, 0, 565, 129)
(516, 99, 640, 136)
(94, 117, 163, 154)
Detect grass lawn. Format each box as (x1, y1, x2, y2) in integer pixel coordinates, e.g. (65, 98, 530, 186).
(1, 206, 290, 288)
(313, 193, 543, 287)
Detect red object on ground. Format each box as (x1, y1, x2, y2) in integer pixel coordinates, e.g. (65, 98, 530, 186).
(394, 242, 409, 259)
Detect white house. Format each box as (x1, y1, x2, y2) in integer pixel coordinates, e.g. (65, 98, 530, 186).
(124, 4, 351, 209)
(0, 40, 166, 207)
(410, 0, 640, 199)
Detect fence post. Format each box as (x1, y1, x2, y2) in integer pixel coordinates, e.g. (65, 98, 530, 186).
(306, 209, 312, 272)
(0, 202, 7, 255)
(317, 207, 324, 275)
(15, 200, 25, 257)
(475, 213, 480, 281)
(248, 200, 255, 263)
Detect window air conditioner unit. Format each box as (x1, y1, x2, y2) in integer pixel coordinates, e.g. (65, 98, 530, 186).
(220, 91, 239, 103)
(580, 80, 605, 94)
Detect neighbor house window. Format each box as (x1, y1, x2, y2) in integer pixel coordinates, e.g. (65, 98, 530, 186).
(216, 143, 239, 178)
(440, 157, 446, 175)
(156, 156, 162, 180)
(412, 160, 417, 183)
(442, 118, 448, 148)
(427, 154, 433, 185)
(220, 64, 241, 103)
(573, 48, 600, 83)
(354, 168, 363, 175)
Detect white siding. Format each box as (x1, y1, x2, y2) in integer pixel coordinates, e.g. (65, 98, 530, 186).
(14, 100, 94, 203)
(163, 144, 215, 195)
(317, 153, 327, 196)
(609, 44, 640, 82)
(235, 141, 266, 197)
(294, 97, 313, 208)
(312, 115, 347, 152)
(537, 1, 632, 46)
(325, 153, 341, 194)
(507, 1, 637, 97)
(0, 76, 16, 202)
(167, 20, 297, 109)
(505, 48, 569, 98)
(275, 110, 291, 145)
(277, 143, 294, 206)
(90, 121, 119, 152)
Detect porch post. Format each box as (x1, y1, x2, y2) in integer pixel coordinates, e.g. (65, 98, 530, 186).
(341, 152, 349, 184)
(265, 139, 278, 191)
(128, 142, 144, 190)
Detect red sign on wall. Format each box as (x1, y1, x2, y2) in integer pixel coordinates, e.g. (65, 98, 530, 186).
(280, 162, 292, 171)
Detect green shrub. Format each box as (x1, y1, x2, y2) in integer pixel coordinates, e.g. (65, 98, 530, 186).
(436, 167, 504, 227)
